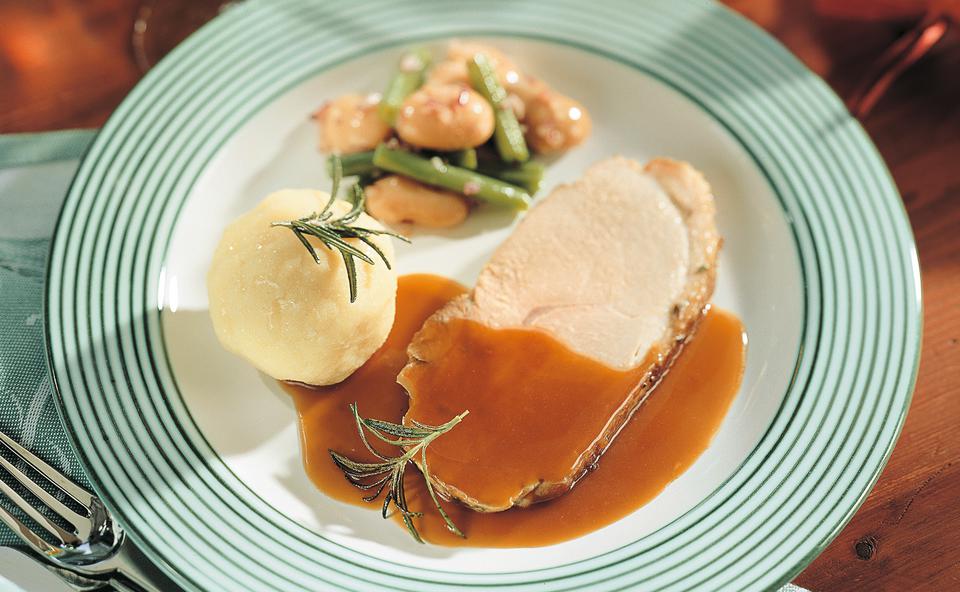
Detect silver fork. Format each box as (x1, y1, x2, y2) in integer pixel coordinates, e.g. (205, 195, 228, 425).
(0, 429, 165, 591)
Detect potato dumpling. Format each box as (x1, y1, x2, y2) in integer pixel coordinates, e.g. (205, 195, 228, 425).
(207, 189, 397, 385)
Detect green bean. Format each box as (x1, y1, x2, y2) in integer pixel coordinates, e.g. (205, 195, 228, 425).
(378, 48, 432, 125)
(467, 53, 530, 163)
(477, 160, 544, 195)
(372, 145, 531, 210)
(356, 172, 381, 188)
(327, 151, 377, 177)
(449, 148, 478, 170)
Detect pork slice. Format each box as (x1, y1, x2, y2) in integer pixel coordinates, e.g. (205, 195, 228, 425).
(398, 156, 721, 512)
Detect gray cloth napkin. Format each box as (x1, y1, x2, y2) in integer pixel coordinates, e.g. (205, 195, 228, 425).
(0, 130, 810, 591)
(0, 131, 97, 547)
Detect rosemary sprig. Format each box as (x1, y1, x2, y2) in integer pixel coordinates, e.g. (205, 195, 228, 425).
(329, 403, 469, 543)
(271, 156, 409, 302)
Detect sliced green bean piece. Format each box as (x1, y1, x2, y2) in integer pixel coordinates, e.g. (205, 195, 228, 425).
(356, 173, 381, 188)
(467, 53, 530, 163)
(449, 148, 478, 170)
(373, 145, 531, 210)
(328, 151, 377, 177)
(477, 160, 544, 195)
(378, 48, 432, 125)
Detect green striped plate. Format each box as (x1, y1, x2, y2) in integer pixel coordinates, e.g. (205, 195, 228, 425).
(45, 1, 921, 590)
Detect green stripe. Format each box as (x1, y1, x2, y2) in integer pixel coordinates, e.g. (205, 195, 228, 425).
(676, 15, 882, 589)
(48, 5, 283, 590)
(44, 0, 921, 590)
(141, 18, 816, 588)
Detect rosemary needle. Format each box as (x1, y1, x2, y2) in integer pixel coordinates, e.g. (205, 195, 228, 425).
(271, 155, 409, 303)
(330, 403, 469, 543)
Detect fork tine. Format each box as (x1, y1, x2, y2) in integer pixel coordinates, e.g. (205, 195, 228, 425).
(0, 501, 64, 558)
(0, 451, 90, 539)
(0, 431, 92, 507)
(0, 477, 80, 545)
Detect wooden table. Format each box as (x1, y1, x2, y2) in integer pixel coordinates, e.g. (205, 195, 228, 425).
(1, 2, 957, 590)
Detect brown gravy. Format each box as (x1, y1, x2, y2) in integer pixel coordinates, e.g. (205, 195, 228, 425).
(402, 316, 654, 511)
(286, 273, 746, 547)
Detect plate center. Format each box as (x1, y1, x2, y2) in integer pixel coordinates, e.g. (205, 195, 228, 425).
(161, 38, 802, 572)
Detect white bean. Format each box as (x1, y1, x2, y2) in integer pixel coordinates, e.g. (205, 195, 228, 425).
(395, 84, 495, 150)
(424, 60, 469, 87)
(524, 91, 592, 154)
(446, 41, 518, 77)
(365, 175, 469, 228)
(314, 93, 391, 154)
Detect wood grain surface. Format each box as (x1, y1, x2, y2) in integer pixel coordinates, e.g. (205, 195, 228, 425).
(1, 1, 957, 590)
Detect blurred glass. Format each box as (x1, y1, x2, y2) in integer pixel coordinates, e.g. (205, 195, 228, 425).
(132, 0, 235, 71)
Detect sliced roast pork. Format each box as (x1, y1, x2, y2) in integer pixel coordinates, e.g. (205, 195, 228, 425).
(399, 157, 721, 512)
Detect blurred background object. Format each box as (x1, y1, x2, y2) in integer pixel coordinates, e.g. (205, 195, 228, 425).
(812, 0, 957, 116)
(0, 1, 957, 591)
(131, 0, 231, 71)
(2, 0, 957, 129)
(0, 0, 141, 130)
(0, 0, 226, 130)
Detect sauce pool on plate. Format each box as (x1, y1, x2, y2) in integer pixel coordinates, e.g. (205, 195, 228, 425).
(285, 273, 746, 547)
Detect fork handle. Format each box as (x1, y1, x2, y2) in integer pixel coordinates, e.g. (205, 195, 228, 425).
(107, 575, 156, 592)
(103, 542, 179, 592)
(80, 540, 179, 592)
(107, 571, 163, 592)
